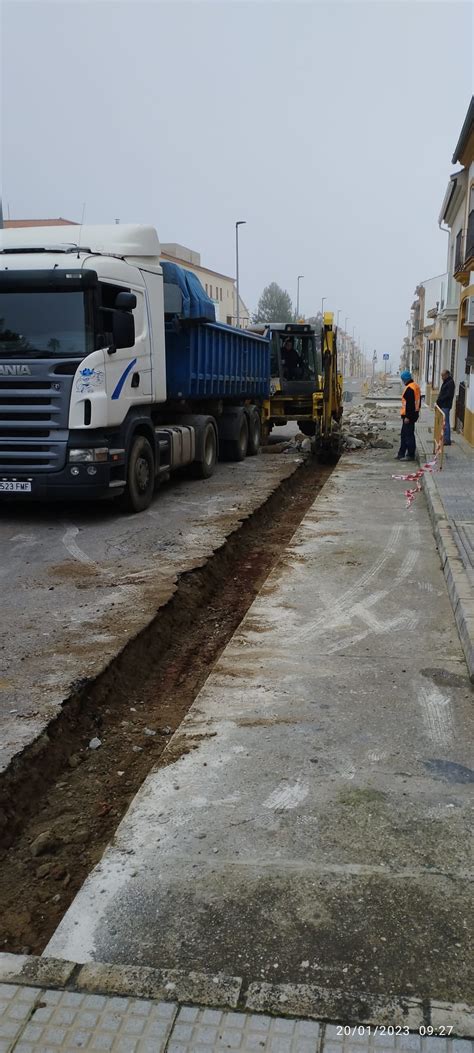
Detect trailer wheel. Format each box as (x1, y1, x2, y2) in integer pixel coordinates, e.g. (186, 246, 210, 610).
(191, 421, 217, 479)
(247, 408, 261, 456)
(122, 434, 155, 512)
(224, 412, 249, 461)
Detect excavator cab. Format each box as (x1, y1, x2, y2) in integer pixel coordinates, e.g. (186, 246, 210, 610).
(271, 324, 321, 395)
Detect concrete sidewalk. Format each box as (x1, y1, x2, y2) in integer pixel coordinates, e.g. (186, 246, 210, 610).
(43, 434, 474, 1024)
(416, 407, 474, 680)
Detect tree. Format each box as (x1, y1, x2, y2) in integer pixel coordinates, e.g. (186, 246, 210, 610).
(253, 283, 293, 323)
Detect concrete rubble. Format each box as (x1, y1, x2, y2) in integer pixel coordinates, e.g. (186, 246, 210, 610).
(341, 406, 393, 450)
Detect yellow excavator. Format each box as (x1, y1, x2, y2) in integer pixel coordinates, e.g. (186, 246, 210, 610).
(250, 313, 343, 459)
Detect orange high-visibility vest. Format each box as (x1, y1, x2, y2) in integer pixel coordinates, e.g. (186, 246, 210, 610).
(401, 381, 421, 417)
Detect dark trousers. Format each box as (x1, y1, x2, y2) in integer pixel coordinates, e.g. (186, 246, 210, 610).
(398, 419, 416, 458)
(442, 407, 451, 444)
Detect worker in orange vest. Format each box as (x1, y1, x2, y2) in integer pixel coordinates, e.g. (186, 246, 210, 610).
(396, 370, 421, 461)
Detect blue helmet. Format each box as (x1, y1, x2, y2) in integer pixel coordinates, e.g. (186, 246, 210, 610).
(400, 370, 412, 383)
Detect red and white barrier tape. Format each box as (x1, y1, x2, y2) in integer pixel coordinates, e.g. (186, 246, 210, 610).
(392, 437, 443, 508)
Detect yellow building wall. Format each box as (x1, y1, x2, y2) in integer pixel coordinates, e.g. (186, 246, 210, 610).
(464, 407, 474, 445)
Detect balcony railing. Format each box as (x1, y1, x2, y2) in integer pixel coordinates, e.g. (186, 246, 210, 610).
(454, 229, 470, 284)
(465, 210, 474, 264)
(454, 230, 464, 273)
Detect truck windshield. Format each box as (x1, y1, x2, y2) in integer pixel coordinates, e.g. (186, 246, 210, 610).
(0, 290, 94, 358)
(277, 332, 320, 382)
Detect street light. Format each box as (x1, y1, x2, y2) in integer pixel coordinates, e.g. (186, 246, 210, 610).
(235, 220, 246, 328)
(343, 316, 349, 378)
(296, 275, 304, 319)
(321, 296, 326, 319)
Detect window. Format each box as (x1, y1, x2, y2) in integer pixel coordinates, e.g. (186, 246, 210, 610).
(450, 339, 456, 377)
(220, 288, 223, 301)
(205, 283, 208, 294)
(209, 285, 213, 298)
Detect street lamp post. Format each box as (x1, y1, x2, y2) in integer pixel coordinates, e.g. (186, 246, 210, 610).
(372, 350, 377, 385)
(343, 316, 349, 378)
(235, 220, 246, 328)
(321, 296, 326, 319)
(336, 309, 341, 328)
(296, 275, 304, 320)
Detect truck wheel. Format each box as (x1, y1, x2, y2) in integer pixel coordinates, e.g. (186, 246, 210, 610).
(122, 434, 155, 512)
(224, 413, 249, 462)
(247, 408, 261, 455)
(191, 421, 217, 479)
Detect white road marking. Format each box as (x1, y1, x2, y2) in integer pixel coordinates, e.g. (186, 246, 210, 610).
(299, 524, 404, 640)
(418, 681, 455, 748)
(263, 780, 309, 811)
(61, 525, 96, 567)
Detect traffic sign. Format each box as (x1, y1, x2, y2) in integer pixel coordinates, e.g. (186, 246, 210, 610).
(383, 354, 389, 360)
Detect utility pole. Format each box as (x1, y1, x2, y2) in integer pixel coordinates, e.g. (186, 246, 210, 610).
(235, 220, 246, 328)
(296, 275, 304, 320)
(0, 198, 4, 230)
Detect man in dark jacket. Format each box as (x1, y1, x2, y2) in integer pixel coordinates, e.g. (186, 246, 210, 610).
(436, 370, 455, 445)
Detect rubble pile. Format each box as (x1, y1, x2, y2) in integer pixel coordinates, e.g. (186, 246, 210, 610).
(341, 407, 393, 451)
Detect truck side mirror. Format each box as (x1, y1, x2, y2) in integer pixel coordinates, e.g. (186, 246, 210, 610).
(112, 310, 135, 350)
(115, 291, 137, 311)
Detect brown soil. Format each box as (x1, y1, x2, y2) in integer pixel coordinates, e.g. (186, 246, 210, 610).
(0, 456, 333, 955)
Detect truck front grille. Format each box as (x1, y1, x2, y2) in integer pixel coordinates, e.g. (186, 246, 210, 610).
(0, 375, 70, 473)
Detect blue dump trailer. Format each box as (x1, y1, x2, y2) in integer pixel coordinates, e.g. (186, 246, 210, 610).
(164, 321, 270, 400)
(161, 260, 269, 400)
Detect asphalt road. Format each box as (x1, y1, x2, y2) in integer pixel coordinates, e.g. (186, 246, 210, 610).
(0, 428, 302, 774)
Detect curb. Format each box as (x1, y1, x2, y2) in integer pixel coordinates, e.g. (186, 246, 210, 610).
(0, 954, 473, 1036)
(417, 432, 474, 683)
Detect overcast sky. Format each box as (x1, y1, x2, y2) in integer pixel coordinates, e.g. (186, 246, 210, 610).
(2, 0, 473, 359)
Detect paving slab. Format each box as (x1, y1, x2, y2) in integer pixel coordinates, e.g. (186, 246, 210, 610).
(45, 441, 474, 1013)
(0, 980, 472, 1052)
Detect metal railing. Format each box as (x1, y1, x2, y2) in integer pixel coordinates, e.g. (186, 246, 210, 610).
(454, 229, 464, 273)
(465, 210, 474, 262)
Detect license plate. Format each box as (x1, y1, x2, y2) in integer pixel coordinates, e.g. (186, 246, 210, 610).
(0, 481, 32, 493)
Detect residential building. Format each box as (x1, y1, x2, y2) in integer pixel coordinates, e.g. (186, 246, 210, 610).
(438, 96, 474, 444)
(4, 218, 77, 228)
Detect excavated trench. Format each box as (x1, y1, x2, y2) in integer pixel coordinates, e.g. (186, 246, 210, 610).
(0, 455, 334, 955)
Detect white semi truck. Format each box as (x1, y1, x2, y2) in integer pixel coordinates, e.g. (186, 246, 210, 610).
(0, 225, 269, 511)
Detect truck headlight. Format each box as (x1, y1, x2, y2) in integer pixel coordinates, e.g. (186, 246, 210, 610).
(69, 448, 108, 463)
